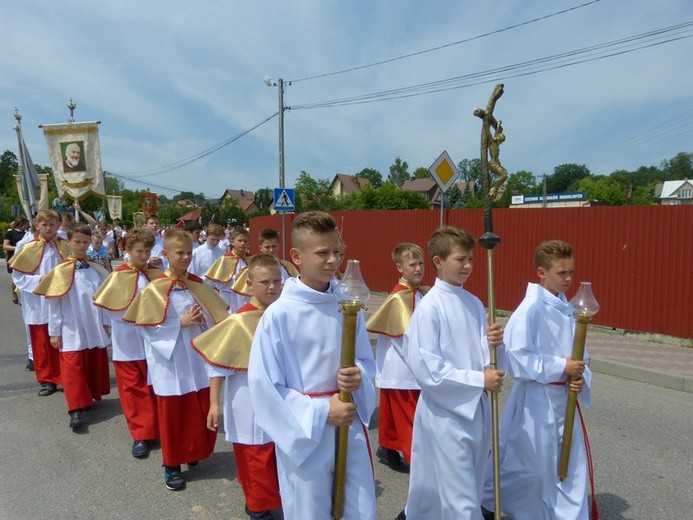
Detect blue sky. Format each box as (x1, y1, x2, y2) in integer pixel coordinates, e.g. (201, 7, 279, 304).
(2, 0, 692, 199)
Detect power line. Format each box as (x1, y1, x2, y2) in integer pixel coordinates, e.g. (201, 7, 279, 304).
(109, 112, 278, 178)
(290, 1, 601, 83)
(291, 21, 693, 110)
(105, 170, 218, 198)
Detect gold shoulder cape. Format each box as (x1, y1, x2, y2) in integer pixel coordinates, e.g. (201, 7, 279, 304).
(34, 259, 109, 298)
(8, 237, 72, 274)
(191, 299, 265, 371)
(366, 280, 429, 337)
(93, 263, 163, 311)
(231, 258, 299, 296)
(205, 252, 250, 283)
(122, 271, 229, 326)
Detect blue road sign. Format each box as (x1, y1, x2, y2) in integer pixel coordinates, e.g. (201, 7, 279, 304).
(273, 188, 295, 212)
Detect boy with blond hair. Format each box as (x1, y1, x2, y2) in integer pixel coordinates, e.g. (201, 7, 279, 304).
(366, 242, 427, 473)
(93, 228, 162, 458)
(10, 209, 71, 396)
(205, 226, 251, 311)
(189, 223, 225, 277)
(193, 254, 284, 520)
(87, 232, 113, 272)
(400, 226, 505, 520)
(248, 211, 376, 519)
(481, 240, 596, 520)
(34, 224, 111, 431)
(123, 227, 229, 491)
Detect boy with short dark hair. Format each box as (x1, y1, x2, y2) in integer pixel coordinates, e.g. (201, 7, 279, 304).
(401, 226, 505, 519)
(189, 223, 225, 277)
(34, 224, 111, 431)
(93, 227, 162, 458)
(205, 227, 251, 311)
(230, 228, 299, 303)
(123, 227, 229, 491)
(193, 254, 284, 520)
(10, 209, 71, 396)
(481, 240, 595, 520)
(366, 242, 427, 474)
(248, 211, 376, 519)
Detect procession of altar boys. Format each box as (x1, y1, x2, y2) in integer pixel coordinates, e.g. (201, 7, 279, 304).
(6, 208, 597, 520)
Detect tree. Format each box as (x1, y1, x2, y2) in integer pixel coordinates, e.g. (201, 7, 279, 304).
(295, 170, 337, 211)
(498, 170, 538, 207)
(457, 158, 482, 184)
(0, 151, 19, 200)
(349, 184, 430, 210)
(577, 176, 627, 206)
(387, 157, 411, 188)
(357, 167, 383, 188)
(661, 152, 693, 181)
(546, 164, 590, 193)
(253, 188, 273, 214)
(412, 167, 430, 180)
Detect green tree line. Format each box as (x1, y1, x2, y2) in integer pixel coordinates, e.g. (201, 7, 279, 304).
(1, 150, 690, 224)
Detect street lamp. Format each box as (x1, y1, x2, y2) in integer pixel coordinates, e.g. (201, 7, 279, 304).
(265, 76, 290, 258)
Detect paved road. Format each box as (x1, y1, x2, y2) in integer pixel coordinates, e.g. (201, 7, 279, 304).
(1, 268, 692, 519)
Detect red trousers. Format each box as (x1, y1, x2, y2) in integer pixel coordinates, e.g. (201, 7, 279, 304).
(114, 360, 158, 441)
(60, 347, 111, 412)
(29, 324, 61, 386)
(233, 442, 282, 512)
(157, 389, 217, 467)
(378, 388, 420, 463)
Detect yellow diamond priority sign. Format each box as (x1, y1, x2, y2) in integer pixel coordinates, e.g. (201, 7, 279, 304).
(429, 150, 460, 193)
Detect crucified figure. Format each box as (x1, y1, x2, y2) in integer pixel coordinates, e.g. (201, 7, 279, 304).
(473, 84, 508, 200)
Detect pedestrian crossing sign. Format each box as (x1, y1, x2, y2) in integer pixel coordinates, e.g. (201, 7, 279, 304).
(273, 188, 295, 212)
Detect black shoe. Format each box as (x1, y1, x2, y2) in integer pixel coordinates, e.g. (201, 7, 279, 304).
(395, 510, 406, 520)
(164, 465, 186, 491)
(69, 410, 84, 430)
(132, 440, 150, 458)
(376, 446, 410, 473)
(481, 506, 495, 520)
(38, 383, 57, 396)
(25, 359, 34, 371)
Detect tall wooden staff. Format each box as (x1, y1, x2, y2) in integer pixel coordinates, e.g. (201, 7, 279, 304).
(473, 83, 508, 520)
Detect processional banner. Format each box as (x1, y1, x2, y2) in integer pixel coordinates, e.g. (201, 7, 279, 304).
(107, 195, 123, 220)
(42, 121, 105, 201)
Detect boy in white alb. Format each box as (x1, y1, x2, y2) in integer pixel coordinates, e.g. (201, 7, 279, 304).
(10, 210, 71, 396)
(192, 254, 284, 520)
(401, 226, 505, 520)
(34, 224, 111, 431)
(189, 223, 225, 277)
(123, 228, 229, 491)
(204, 227, 250, 311)
(93, 228, 162, 458)
(366, 242, 427, 473)
(230, 228, 299, 304)
(481, 240, 597, 520)
(248, 211, 376, 520)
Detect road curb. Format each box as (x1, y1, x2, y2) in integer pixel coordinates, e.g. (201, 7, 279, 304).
(590, 357, 693, 393)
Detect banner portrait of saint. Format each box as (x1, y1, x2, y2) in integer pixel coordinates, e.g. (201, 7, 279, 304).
(42, 121, 105, 201)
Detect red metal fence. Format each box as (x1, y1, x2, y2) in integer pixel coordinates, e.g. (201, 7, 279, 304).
(250, 205, 693, 338)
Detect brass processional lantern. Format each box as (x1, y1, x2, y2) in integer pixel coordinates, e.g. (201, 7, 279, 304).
(332, 260, 370, 519)
(558, 282, 600, 480)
